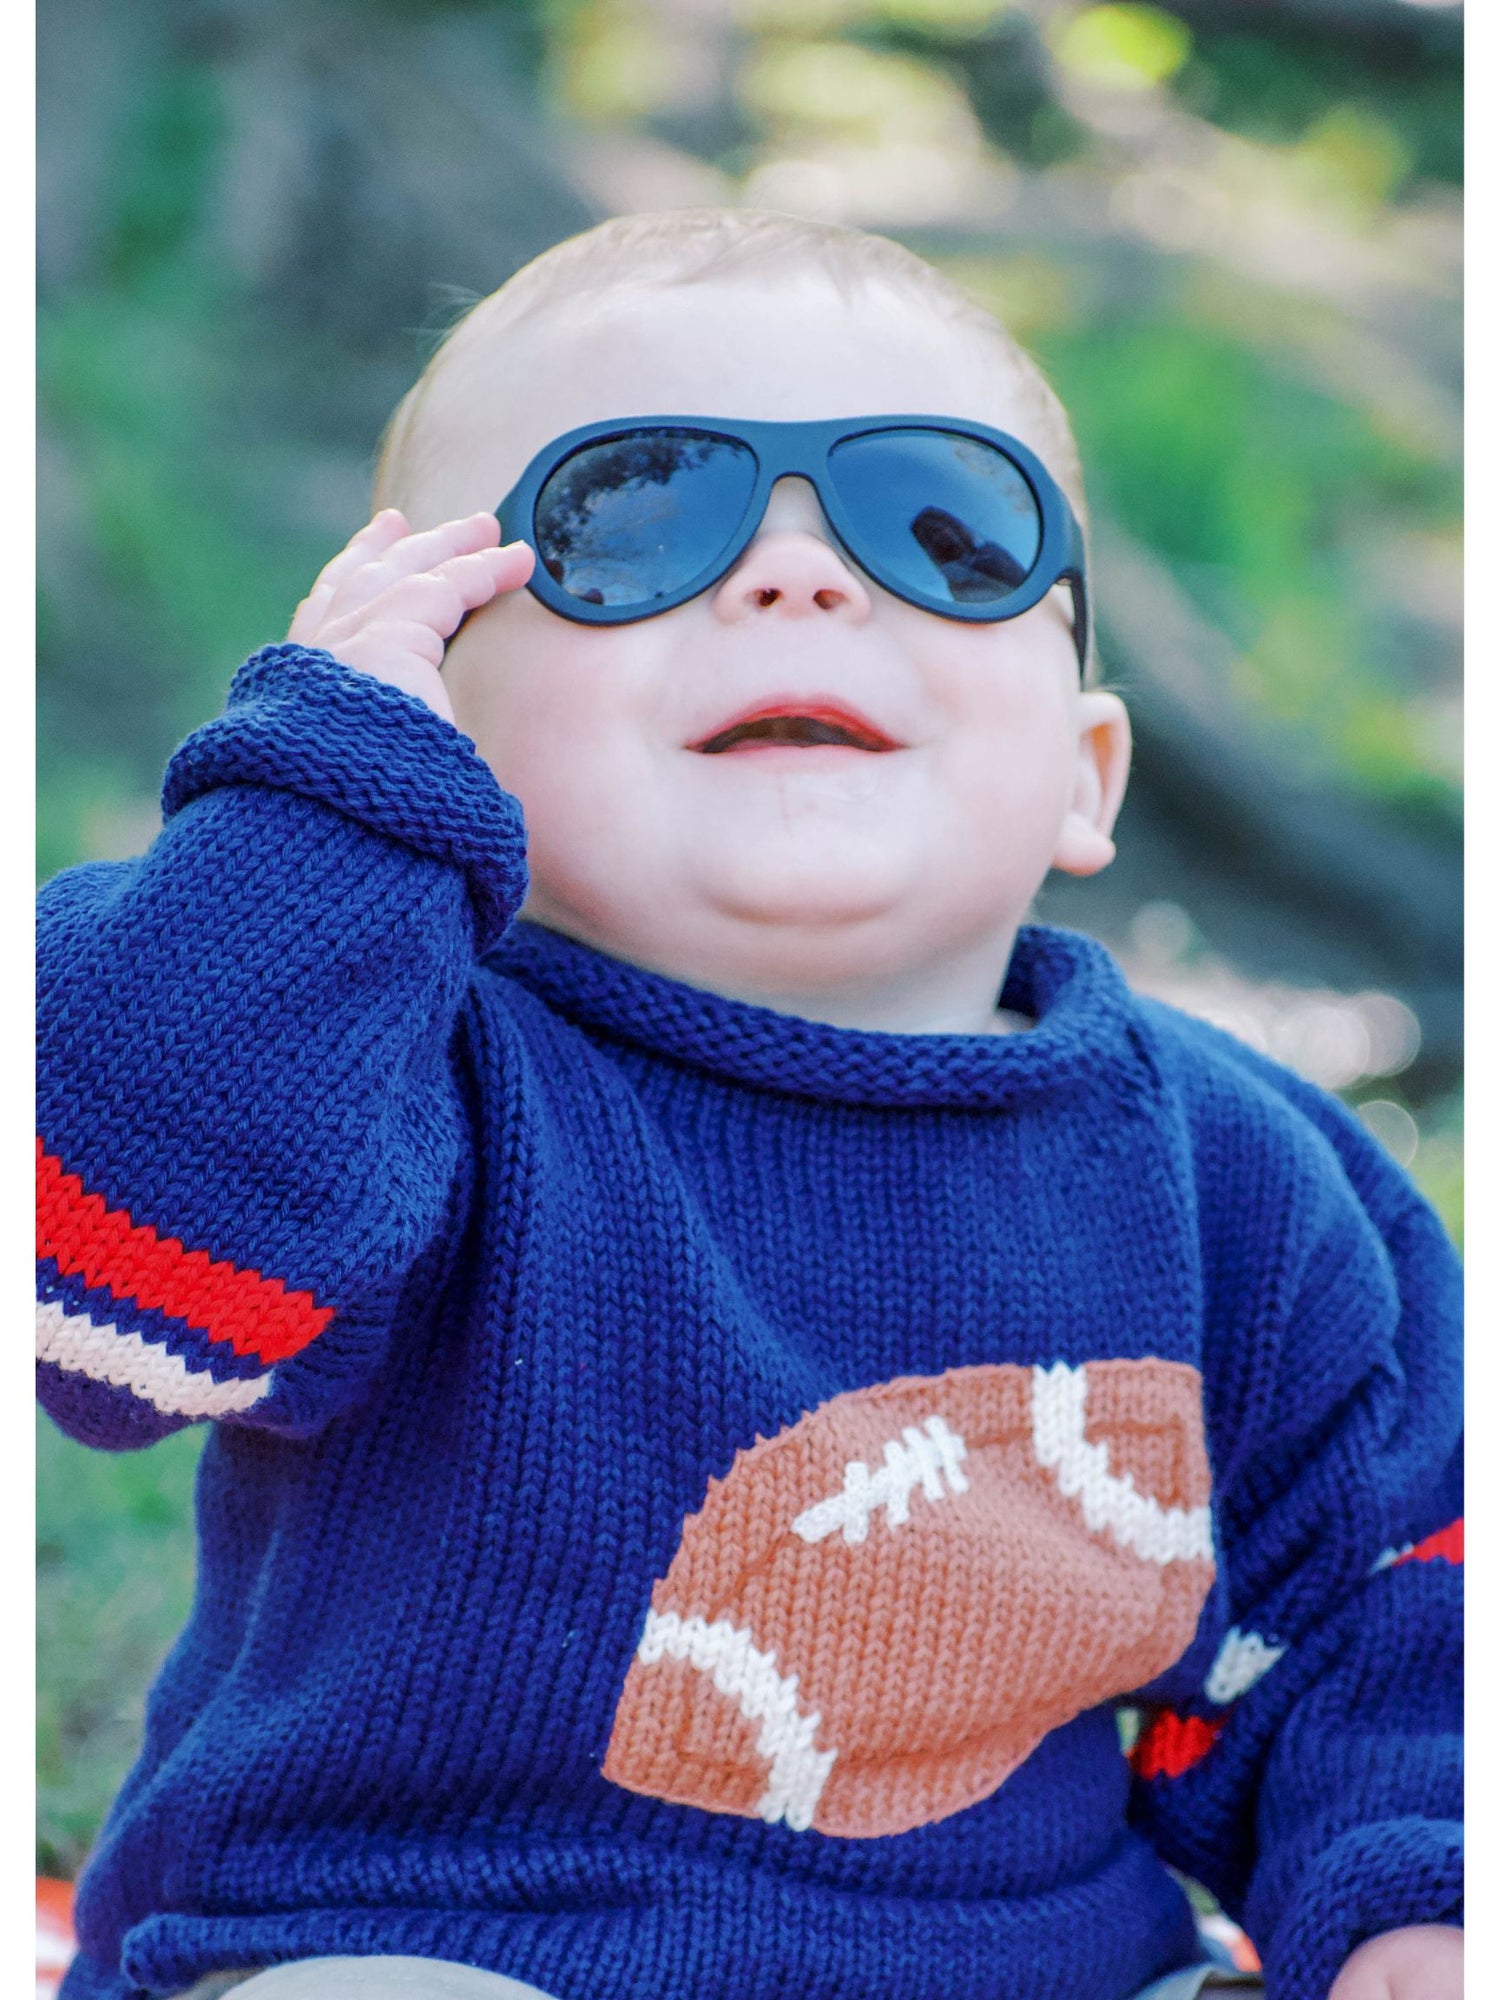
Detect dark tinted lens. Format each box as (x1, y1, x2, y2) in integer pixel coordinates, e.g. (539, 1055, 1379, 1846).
(828, 429, 1042, 607)
(533, 429, 757, 609)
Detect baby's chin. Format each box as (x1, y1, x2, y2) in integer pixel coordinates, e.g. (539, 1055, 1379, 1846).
(693, 866, 917, 938)
(533, 848, 961, 998)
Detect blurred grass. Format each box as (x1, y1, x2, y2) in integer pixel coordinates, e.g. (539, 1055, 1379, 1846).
(36, 1411, 204, 1877)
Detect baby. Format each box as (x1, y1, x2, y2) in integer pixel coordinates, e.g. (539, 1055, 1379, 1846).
(36, 211, 1461, 2000)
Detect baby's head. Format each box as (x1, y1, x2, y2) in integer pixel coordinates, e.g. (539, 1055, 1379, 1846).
(376, 210, 1130, 1030)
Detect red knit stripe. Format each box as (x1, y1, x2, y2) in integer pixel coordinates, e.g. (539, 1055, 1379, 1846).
(1395, 1518, 1463, 1567)
(36, 1140, 332, 1364)
(1129, 1710, 1223, 1781)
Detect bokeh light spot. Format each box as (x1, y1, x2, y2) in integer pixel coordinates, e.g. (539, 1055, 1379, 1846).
(1053, 5, 1193, 93)
(1356, 1099, 1421, 1167)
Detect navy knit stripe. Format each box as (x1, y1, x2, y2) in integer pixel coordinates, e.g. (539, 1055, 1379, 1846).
(36, 1259, 273, 1383)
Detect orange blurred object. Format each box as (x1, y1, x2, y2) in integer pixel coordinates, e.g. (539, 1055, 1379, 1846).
(1198, 1908, 1263, 1972)
(36, 1877, 76, 1998)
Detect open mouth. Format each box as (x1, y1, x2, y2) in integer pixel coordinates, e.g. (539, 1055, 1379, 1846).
(691, 701, 900, 755)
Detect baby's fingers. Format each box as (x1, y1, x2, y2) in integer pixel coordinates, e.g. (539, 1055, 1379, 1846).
(342, 548, 523, 649)
(447, 539, 535, 604)
(387, 542, 534, 631)
(287, 510, 409, 641)
(314, 512, 506, 623)
(308, 509, 412, 597)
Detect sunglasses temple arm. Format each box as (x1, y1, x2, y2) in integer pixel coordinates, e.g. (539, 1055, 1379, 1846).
(1062, 513, 1089, 674)
(1062, 571, 1089, 676)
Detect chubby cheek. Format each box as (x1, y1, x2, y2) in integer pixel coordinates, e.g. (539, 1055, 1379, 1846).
(925, 645, 1081, 877)
(446, 604, 673, 910)
(500, 718, 668, 920)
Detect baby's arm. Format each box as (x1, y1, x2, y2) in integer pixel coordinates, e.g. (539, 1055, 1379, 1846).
(37, 513, 532, 1444)
(1126, 1017, 1461, 2000)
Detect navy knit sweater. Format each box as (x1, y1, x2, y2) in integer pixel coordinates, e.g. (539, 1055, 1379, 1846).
(38, 647, 1461, 2000)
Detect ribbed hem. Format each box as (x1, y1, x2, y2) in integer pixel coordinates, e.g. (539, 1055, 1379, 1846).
(83, 1829, 1200, 2000)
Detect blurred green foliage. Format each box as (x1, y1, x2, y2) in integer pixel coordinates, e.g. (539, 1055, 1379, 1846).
(936, 233, 1459, 819)
(1035, 310, 1457, 814)
(1174, 29, 1461, 188)
(1406, 1087, 1463, 1249)
(1053, 5, 1194, 92)
(38, 276, 336, 880)
(106, 64, 226, 286)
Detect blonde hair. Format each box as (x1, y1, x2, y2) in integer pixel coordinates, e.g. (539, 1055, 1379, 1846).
(374, 208, 1087, 518)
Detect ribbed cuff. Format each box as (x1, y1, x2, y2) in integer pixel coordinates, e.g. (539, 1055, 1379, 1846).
(1256, 1819, 1462, 2000)
(161, 645, 529, 953)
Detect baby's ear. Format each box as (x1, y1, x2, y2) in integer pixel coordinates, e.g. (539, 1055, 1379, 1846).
(1051, 691, 1132, 877)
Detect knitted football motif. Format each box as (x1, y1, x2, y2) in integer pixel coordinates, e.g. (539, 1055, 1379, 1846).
(604, 1359, 1214, 1837)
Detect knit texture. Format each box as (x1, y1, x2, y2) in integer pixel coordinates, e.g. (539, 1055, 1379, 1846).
(37, 647, 1461, 2000)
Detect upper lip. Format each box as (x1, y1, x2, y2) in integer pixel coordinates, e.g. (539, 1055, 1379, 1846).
(688, 697, 903, 755)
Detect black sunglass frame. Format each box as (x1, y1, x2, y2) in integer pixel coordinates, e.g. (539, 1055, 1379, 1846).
(495, 415, 1089, 668)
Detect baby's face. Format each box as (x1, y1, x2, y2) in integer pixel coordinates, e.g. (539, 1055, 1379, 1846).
(432, 273, 1128, 1016)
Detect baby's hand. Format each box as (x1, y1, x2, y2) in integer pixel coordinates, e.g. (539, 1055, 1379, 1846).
(286, 509, 534, 725)
(1328, 1924, 1462, 1999)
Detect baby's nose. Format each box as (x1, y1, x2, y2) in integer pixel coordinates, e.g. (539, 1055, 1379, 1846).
(713, 529, 873, 624)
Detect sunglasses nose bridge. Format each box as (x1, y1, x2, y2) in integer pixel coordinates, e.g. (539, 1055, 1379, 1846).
(711, 497, 873, 624)
(753, 471, 837, 541)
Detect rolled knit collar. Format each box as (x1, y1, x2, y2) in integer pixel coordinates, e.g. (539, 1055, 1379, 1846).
(486, 920, 1149, 1112)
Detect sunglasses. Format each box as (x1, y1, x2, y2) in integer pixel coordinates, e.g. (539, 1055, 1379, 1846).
(495, 415, 1089, 668)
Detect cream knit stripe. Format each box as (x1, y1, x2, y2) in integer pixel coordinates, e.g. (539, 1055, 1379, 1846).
(36, 1299, 274, 1418)
(1031, 1362, 1213, 1565)
(637, 1609, 837, 1831)
(1204, 1625, 1285, 1704)
(791, 1415, 970, 1546)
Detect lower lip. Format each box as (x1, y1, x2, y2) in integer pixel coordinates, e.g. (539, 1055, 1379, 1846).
(700, 736, 900, 756)
(698, 742, 894, 761)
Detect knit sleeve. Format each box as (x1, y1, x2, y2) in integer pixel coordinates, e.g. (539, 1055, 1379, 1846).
(36, 643, 528, 1446)
(1126, 1017, 1462, 2000)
